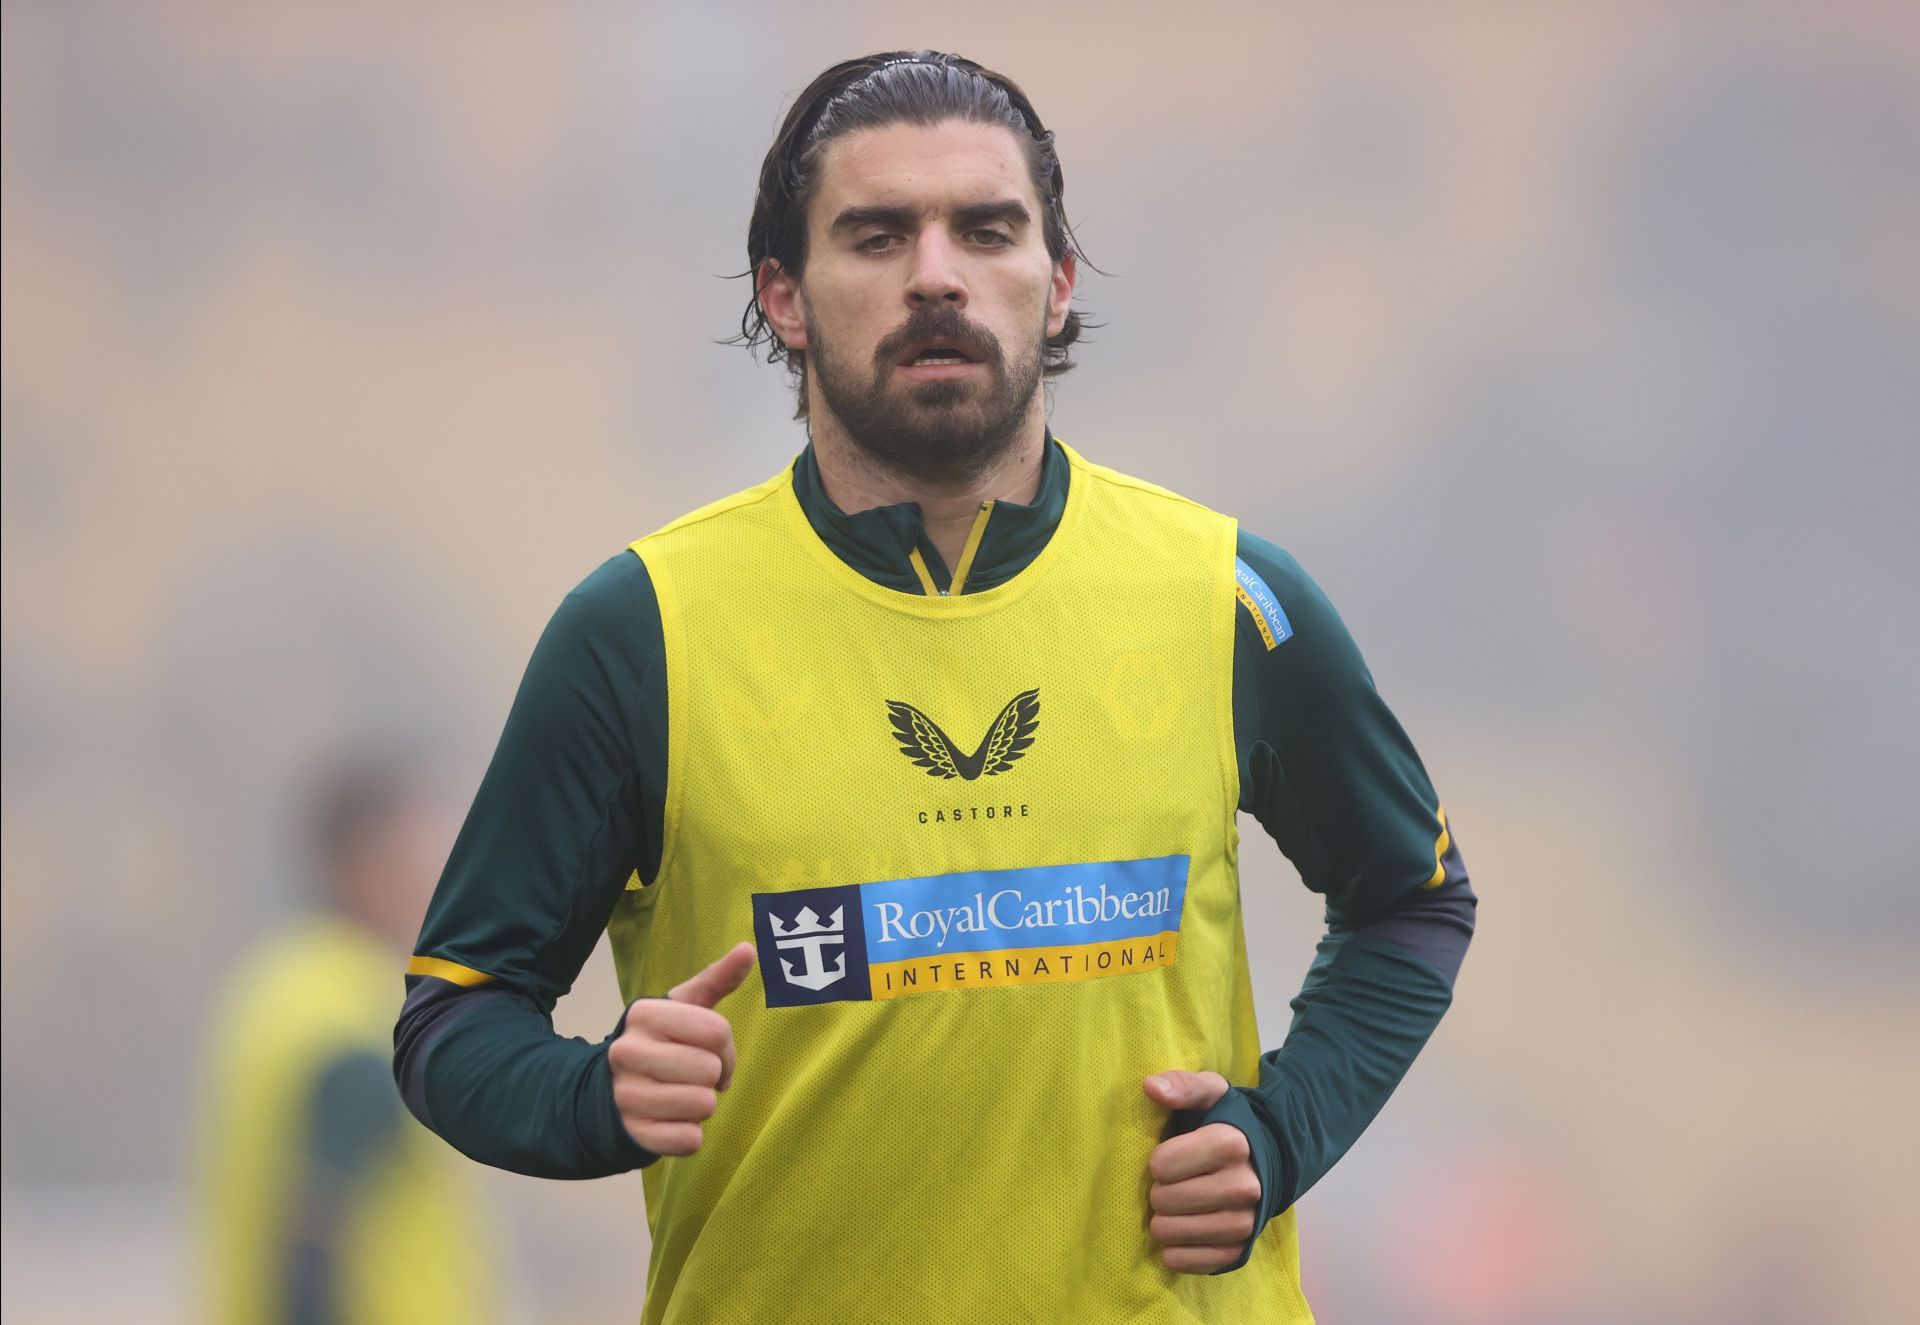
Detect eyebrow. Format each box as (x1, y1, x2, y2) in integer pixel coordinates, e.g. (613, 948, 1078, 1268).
(829, 199, 1034, 235)
(953, 200, 1032, 230)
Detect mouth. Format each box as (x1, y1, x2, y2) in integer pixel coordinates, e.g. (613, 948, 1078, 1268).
(896, 341, 984, 380)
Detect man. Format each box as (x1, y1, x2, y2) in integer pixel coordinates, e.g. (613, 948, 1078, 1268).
(201, 758, 496, 1324)
(395, 51, 1474, 1324)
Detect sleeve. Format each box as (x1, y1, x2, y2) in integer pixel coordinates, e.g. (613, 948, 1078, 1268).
(284, 1051, 406, 1324)
(391, 551, 668, 1178)
(1191, 532, 1476, 1272)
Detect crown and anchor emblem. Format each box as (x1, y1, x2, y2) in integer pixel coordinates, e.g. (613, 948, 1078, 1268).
(771, 904, 847, 991)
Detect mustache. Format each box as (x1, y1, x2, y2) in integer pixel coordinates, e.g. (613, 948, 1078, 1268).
(873, 308, 1003, 370)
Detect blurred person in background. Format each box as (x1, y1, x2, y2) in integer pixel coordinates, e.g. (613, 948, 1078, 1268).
(198, 755, 497, 1325)
(395, 50, 1473, 1323)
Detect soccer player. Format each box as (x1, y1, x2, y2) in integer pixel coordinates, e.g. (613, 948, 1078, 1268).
(395, 51, 1474, 1324)
(201, 758, 496, 1324)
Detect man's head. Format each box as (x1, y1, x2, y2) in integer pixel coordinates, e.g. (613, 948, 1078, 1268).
(743, 53, 1086, 485)
(310, 755, 449, 950)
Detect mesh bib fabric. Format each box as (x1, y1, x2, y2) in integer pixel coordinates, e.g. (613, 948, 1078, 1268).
(611, 444, 1313, 1324)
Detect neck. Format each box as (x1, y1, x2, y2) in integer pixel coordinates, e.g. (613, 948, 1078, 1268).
(810, 398, 1048, 573)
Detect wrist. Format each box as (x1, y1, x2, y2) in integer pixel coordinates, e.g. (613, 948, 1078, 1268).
(1192, 1087, 1291, 1274)
(593, 1004, 659, 1171)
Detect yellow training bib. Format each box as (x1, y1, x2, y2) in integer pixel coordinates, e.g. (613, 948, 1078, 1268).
(611, 443, 1312, 1324)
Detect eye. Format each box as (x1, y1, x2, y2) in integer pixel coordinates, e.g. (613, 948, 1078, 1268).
(857, 233, 901, 253)
(970, 228, 1013, 247)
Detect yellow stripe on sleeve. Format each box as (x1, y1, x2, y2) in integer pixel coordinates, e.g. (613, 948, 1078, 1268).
(1421, 807, 1453, 889)
(407, 955, 497, 987)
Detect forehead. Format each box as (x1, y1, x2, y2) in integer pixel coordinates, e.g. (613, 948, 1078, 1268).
(810, 119, 1039, 222)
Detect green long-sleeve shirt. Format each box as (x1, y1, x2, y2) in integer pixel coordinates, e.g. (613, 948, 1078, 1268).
(395, 436, 1474, 1263)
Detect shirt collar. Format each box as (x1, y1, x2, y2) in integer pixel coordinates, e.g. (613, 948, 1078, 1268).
(790, 432, 1070, 595)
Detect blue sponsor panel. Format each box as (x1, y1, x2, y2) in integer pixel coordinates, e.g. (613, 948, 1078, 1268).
(752, 882, 870, 1008)
(1234, 557, 1294, 647)
(753, 859, 1191, 1007)
(862, 856, 1189, 961)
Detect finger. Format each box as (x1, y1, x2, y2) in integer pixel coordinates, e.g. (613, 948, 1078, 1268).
(1142, 1069, 1230, 1113)
(618, 1040, 723, 1088)
(1148, 1166, 1263, 1216)
(1161, 1244, 1244, 1275)
(624, 1120, 703, 1157)
(1149, 1209, 1257, 1248)
(668, 942, 757, 1009)
(613, 1080, 718, 1124)
(625, 999, 734, 1056)
(715, 1021, 738, 1092)
(1148, 1123, 1251, 1184)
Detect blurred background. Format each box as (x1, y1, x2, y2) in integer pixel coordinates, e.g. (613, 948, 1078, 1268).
(4, 2, 1917, 1321)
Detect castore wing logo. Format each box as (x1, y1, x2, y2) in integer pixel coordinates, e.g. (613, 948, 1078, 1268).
(886, 688, 1040, 781)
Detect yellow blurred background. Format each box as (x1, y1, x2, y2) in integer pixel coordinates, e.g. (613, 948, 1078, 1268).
(4, 2, 1917, 1321)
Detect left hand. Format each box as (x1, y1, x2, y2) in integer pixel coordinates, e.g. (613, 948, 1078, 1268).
(1142, 1071, 1261, 1274)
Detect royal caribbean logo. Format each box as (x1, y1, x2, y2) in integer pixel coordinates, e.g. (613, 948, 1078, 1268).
(751, 883, 869, 1007)
(751, 856, 1188, 1008)
(886, 688, 1039, 781)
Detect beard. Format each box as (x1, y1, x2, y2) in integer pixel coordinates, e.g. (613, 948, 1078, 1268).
(803, 302, 1046, 486)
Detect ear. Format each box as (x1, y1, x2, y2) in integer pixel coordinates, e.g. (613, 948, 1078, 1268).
(1045, 252, 1076, 338)
(757, 259, 808, 351)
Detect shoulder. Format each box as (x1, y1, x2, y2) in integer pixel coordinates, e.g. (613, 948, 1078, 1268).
(1064, 446, 1241, 585)
(556, 550, 659, 624)
(492, 553, 666, 731)
(536, 551, 661, 658)
(1231, 530, 1368, 674)
(1067, 444, 1227, 522)
(1233, 531, 1320, 608)
(624, 468, 798, 597)
(631, 469, 792, 554)
(1055, 447, 1333, 625)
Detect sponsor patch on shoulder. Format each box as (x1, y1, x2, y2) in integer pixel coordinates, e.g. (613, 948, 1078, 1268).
(752, 857, 1189, 1007)
(1234, 557, 1293, 651)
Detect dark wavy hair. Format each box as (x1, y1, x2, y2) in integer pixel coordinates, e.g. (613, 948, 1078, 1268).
(736, 51, 1090, 420)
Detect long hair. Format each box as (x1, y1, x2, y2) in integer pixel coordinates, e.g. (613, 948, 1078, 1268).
(736, 52, 1090, 420)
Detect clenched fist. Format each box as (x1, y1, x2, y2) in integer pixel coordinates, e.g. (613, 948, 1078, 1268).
(1142, 1070, 1261, 1274)
(609, 942, 756, 1156)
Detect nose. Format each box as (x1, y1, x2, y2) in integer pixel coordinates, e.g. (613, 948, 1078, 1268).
(905, 229, 967, 311)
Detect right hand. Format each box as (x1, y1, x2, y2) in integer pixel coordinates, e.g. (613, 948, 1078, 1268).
(609, 941, 756, 1156)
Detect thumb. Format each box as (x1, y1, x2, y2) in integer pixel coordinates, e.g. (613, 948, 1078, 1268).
(666, 941, 757, 1009)
(1143, 1069, 1231, 1113)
